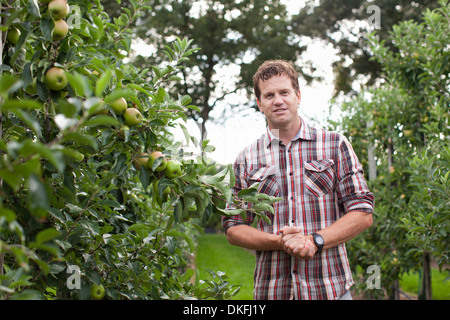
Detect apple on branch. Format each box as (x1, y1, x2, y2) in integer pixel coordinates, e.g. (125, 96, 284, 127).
(123, 107, 143, 126)
(164, 159, 183, 179)
(110, 97, 128, 115)
(134, 152, 149, 170)
(148, 151, 167, 172)
(6, 26, 21, 45)
(52, 19, 69, 41)
(152, 179, 171, 205)
(90, 283, 105, 300)
(44, 67, 68, 91)
(48, 0, 69, 20)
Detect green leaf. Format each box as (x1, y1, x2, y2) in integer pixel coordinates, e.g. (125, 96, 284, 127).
(103, 89, 134, 104)
(0, 208, 16, 223)
(152, 87, 166, 104)
(1, 99, 43, 112)
(83, 115, 120, 127)
(27, 0, 41, 18)
(13, 109, 42, 138)
(21, 140, 65, 173)
(27, 174, 49, 215)
(0, 168, 22, 191)
(65, 72, 92, 97)
(36, 228, 60, 244)
(0, 74, 22, 98)
(95, 68, 112, 97)
(215, 207, 246, 217)
(40, 17, 53, 41)
(80, 220, 100, 236)
(61, 132, 98, 151)
(180, 95, 192, 106)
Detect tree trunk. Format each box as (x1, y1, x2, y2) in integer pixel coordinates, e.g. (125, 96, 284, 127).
(419, 252, 432, 300)
(389, 279, 400, 300)
(366, 120, 377, 180)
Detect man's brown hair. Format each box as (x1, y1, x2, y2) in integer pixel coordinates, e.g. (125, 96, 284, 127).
(253, 59, 300, 100)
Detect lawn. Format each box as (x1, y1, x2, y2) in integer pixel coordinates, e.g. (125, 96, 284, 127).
(194, 233, 255, 300)
(400, 268, 450, 300)
(195, 233, 449, 300)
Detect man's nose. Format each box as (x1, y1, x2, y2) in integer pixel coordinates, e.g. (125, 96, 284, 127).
(273, 94, 283, 105)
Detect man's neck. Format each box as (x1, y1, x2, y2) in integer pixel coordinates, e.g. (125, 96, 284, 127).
(269, 118, 302, 145)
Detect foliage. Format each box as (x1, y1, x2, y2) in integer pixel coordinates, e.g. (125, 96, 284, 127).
(334, 1, 449, 299)
(107, 0, 306, 137)
(0, 0, 279, 300)
(293, 0, 440, 97)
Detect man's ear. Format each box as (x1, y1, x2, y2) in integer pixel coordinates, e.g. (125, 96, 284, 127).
(256, 98, 262, 112)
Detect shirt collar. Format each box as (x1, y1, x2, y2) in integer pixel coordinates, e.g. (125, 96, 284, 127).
(264, 117, 316, 148)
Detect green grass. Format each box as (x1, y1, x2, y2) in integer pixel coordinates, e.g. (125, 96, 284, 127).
(195, 233, 450, 300)
(400, 268, 450, 300)
(195, 233, 255, 300)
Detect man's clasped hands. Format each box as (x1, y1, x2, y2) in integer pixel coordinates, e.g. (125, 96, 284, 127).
(279, 226, 317, 260)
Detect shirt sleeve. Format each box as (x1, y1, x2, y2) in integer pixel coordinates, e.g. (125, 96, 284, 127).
(221, 154, 256, 232)
(335, 136, 375, 214)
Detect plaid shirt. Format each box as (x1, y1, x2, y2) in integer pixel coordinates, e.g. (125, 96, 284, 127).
(222, 117, 374, 300)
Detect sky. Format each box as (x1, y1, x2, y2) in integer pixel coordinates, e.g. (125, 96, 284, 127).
(133, 0, 340, 165)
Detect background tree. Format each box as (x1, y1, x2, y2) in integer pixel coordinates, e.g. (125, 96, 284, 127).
(292, 0, 440, 98)
(102, 0, 309, 142)
(334, 1, 449, 299)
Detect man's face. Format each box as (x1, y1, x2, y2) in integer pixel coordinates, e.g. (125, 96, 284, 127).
(256, 74, 301, 130)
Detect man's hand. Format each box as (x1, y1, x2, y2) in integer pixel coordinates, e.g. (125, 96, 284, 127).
(279, 226, 317, 260)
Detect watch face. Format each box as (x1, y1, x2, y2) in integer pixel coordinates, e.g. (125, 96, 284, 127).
(314, 234, 324, 246)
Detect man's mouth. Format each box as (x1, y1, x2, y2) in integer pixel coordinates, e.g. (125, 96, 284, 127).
(273, 108, 287, 114)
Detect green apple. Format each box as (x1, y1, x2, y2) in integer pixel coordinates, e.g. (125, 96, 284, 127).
(123, 108, 143, 126)
(134, 152, 149, 170)
(110, 97, 127, 115)
(7, 26, 21, 45)
(117, 125, 130, 140)
(152, 180, 171, 205)
(52, 19, 68, 40)
(44, 67, 68, 91)
(48, 0, 69, 20)
(148, 151, 167, 172)
(164, 159, 183, 179)
(90, 283, 105, 300)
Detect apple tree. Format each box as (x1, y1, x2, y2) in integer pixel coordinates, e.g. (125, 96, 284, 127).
(334, 1, 449, 299)
(0, 0, 279, 300)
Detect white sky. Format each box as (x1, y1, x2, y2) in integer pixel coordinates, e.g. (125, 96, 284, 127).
(132, 0, 340, 165)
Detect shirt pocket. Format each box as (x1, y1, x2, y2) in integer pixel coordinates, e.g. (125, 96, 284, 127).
(248, 166, 279, 197)
(304, 159, 335, 197)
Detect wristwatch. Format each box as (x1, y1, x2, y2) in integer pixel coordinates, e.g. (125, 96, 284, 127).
(311, 233, 325, 252)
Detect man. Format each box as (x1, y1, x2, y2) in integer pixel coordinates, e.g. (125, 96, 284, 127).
(222, 60, 374, 300)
